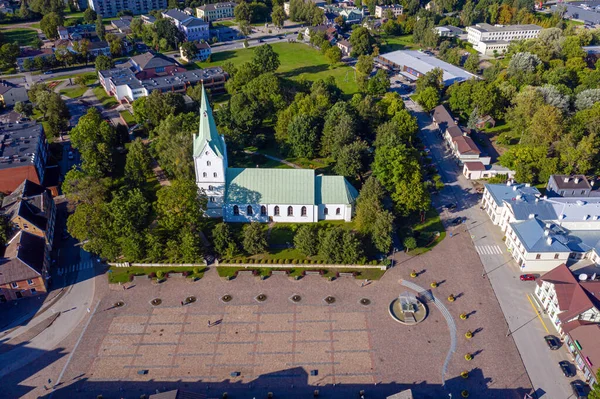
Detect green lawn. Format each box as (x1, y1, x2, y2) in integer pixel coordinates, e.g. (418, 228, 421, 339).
(53, 71, 97, 83)
(196, 42, 359, 95)
(119, 110, 135, 125)
(92, 86, 118, 109)
(1, 28, 39, 46)
(60, 85, 87, 98)
(399, 206, 446, 256)
(217, 266, 386, 280)
(108, 266, 207, 284)
(213, 20, 236, 28)
(380, 34, 417, 52)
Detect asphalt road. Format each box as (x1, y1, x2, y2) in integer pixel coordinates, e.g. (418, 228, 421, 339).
(405, 96, 577, 399)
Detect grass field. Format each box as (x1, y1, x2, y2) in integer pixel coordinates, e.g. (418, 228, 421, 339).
(1, 28, 39, 46)
(54, 71, 97, 83)
(108, 266, 206, 284)
(92, 86, 118, 108)
(60, 85, 87, 98)
(119, 110, 135, 125)
(196, 42, 359, 95)
(380, 34, 417, 52)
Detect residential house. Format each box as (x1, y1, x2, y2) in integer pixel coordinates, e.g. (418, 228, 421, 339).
(180, 41, 211, 62)
(534, 264, 600, 336)
(111, 17, 133, 34)
(0, 81, 27, 108)
(0, 0, 15, 14)
(87, 0, 168, 17)
(16, 48, 54, 71)
(304, 25, 338, 44)
(87, 40, 112, 57)
(56, 24, 96, 41)
(0, 231, 48, 302)
(0, 120, 48, 194)
(196, 2, 235, 21)
(435, 25, 464, 37)
(547, 175, 593, 198)
(141, 14, 156, 24)
(375, 4, 403, 18)
(2, 179, 56, 277)
(466, 23, 542, 55)
(565, 324, 600, 386)
(162, 8, 209, 42)
(336, 39, 352, 56)
(462, 161, 515, 180)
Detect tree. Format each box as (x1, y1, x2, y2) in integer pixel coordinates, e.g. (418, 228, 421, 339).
(106, 33, 123, 56)
(70, 107, 115, 177)
(271, 5, 286, 29)
(318, 227, 363, 264)
(575, 89, 600, 111)
(464, 53, 480, 73)
(19, 0, 31, 20)
(368, 69, 391, 96)
(212, 223, 236, 257)
(252, 43, 280, 73)
(124, 138, 152, 188)
(416, 68, 443, 93)
(413, 16, 438, 48)
(0, 43, 19, 70)
(234, 1, 252, 24)
(507, 52, 541, 76)
(334, 140, 369, 179)
(40, 12, 64, 40)
(415, 86, 440, 112)
(293, 225, 319, 256)
(95, 54, 113, 71)
(156, 179, 205, 232)
(96, 15, 105, 41)
(321, 102, 357, 157)
(325, 46, 342, 66)
(153, 112, 197, 180)
(83, 8, 97, 23)
(288, 114, 320, 158)
(180, 41, 199, 61)
(14, 101, 33, 117)
(354, 176, 393, 253)
(460, 0, 477, 26)
(242, 222, 267, 255)
(72, 39, 90, 64)
(403, 236, 417, 252)
(349, 27, 374, 57)
(45, 93, 70, 136)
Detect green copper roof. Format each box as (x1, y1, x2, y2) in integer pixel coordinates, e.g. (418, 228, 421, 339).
(316, 175, 358, 205)
(226, 168, 316, 205)
(193, 86, 225, 158)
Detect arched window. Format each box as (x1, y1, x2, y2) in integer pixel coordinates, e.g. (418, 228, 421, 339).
(209, 197, 215, 202)
(205, 151, 209, 155)
(336, 208, 341, 215)
(301, 206, 307, 217)
(324, 207, 328, 215)
(203, 172, 207, 178)
(213, 172, 217, 178)
(274, 206, 280, 216)
(287, 206, 294, 216)
(207, 161, 211, 166)
(233, 205, 239, 216)
(208, 185, 213, 190)
(260, 205, 267, 216)
(247, 205, 253, 216)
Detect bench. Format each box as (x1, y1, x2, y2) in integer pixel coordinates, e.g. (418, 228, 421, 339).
(237, 270, 255, 276)
(339, 272, 355, 277)
(272, 270, 289, 275)
(305, 271, 322, 276)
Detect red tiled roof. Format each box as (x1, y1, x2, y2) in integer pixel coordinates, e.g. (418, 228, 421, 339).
(464, 161, 485, 171)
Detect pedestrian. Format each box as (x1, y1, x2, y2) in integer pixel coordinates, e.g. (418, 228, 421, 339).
(361, 281, 364, 287)
(123, 284, 126, 290)
(86, 308, 90, 313)
(181, 301, 184, 306)
(208, 320, 211, 327)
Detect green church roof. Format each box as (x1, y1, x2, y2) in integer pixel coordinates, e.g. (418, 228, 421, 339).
(193, 85, 225, 158)
(316, 175, 358, 205)
(226, 168, 316, 205)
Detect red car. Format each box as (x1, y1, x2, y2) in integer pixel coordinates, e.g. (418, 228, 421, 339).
(520, 274, 536, 281)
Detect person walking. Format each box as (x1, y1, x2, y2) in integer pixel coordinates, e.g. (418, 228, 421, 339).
(180, 301, 184, 306)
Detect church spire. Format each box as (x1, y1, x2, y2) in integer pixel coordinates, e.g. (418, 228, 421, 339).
(193, 85, 225, 158)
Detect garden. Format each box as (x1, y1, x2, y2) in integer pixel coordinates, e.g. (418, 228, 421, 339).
(107, 266, 207, 284)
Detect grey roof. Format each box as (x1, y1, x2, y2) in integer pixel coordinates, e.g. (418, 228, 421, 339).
(507, 197, 558, 221)
(552, 3, 600, 25)
(0, 121, 44, 172)
(2, 179, 51, 232)
(485, 183, 541, 207)
(130, 52, 177, 71)
(88, 41, 109, 50)
(182, 18, 208, 28)
(197, 2, 235, 11)
(377, 50, 478, 86)
(548, 197, 600, 223)
(149, 389, 207, 399)
(142, 14, 156, 23)
(510, 218, 571, 253)
(435, 25, 463, 34)
(469, 23, 542, 33)
(565, 230, 600, 254)
(112, 19, 131, 30)
(163, 8, 193, 22)
(0, 230, 45, 285)
(0, 81, 23, 95)
(549, 175, 591, 190)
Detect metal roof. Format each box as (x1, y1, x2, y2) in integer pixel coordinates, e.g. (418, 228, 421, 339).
(193, 85, 226, 158)
(469, 23, 542, 33)
(484, 183, 541, 207)
(315, 175, 358, 205)
(510, 218, 571, 253)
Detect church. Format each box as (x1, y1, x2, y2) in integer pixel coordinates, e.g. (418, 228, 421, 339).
(193, 87, 358, 223)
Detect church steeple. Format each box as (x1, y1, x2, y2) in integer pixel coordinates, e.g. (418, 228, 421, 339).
(193, 85, 225, 159)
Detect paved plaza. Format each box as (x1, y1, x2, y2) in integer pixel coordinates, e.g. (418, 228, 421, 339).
(3, 227, 532, 399)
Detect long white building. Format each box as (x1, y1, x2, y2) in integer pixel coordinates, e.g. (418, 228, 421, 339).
(87, 0, 167, 17)
(466, 23, 541, 56)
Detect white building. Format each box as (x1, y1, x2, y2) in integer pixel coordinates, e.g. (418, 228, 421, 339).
(162, 9, 209, 42)
(180, 42, 212, 62)
(87, 0, 167, 17)
(462, 162, 515, 181)
(435, 25, 464, 38)
(196, 2, 235, 21)
(466, 23, 542, 55)
(193, 87, 358, 223)
(374, 4, 403, 18)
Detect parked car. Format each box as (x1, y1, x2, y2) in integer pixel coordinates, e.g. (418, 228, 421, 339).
(44, 70, 53, 75)
(544, 335, 561, 350)
(67, 150, 74, 160)
(571, 380, 590, 398)
(444, 203, 457, 210)
(559, 361, 575, 378)
(450, 217, 463, 226)
(519, 274, 536, 281)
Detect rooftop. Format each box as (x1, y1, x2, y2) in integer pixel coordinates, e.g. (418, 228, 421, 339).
(568, 324, 600, 374)
(452, 135, 480, 155)
(315, 175, 358, 205)
(549, 175, 592, 190)
(2, 179, 51, 232)
(484, 182, 541, 207)
(163, 8, 194, 22)
(464, 161, 486, 171)
(432, 105, 456, 129)
(0, 121, 44, 171)
(378, 50, 478, 85)
(510, 218, 571, 253)
(0, 230, 45, 285)
(100, 66, 226, 92)
(182, 18, 209, 28)
(197, 2, 235, 11)
(130, 52, 178, 71)
(0, 81, 22, 95)
(469, 23, 542, 33)
(193, 85, 225, 158)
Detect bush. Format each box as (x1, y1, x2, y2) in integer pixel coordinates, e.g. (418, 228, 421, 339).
(284, 259, 289, 264)
(248, 259, 255, 264)
(129, 274, 134, 282)
(156, 271, 164, 279)
(193, 267, 200, 274)
(292, 259, 298, 264)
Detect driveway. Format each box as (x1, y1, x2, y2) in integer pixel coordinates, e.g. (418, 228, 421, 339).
(406, 96, 576, 398)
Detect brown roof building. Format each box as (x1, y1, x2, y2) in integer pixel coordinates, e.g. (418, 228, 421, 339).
(565, 323, 600, 385)
(547, 175, 593, 198)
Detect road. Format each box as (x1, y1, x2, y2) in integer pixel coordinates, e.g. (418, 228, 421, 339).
(404, 96, 576, 398)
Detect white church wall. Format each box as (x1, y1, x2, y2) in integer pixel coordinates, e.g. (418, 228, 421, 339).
(318, 204, 352, 221)
(223, 204, 318, 223)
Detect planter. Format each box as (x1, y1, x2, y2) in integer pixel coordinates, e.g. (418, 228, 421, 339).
(461, 390, 469, 398)
(360, 298, 371, 306)
(256, 294, 267, 302)
(150, 298, 162, 306)
(324, 296, 336, 304)
(464, 353, 473, 361)
(114, 301, 125, 308)
(459, 313, 467, 320)
(461, 371, 469, 379)
(448, 294, 455, 302)
(430, 282, 438, 288)
(185, 296, 196, 304)
(410, 270, 417, 278)
(221, 294, 233, 303)
(465, 331, 473, 339)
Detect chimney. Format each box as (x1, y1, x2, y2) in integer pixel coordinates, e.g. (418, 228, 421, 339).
(513, 186, 518, 191)
(544, 229, 550, 236)
(575, 177, 580, 184)
(564, 177, 570, 183)
(528, 213, 535, 219)
(546, 236, 553, 245)
(506, 180, 512, 187)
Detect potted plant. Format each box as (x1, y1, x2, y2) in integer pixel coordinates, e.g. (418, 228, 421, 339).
(465, 330, 473, 339)
(461, 371, 469, 379)
(430, 281, 438, 288)
(464, 353, 473, 361)
(461, 390, 469, 397)
(460, 313, 467, 320)
(410, 270, 417, 278)
(448, 294, 455, 302)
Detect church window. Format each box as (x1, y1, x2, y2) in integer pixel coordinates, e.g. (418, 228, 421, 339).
(213, 172, 217, 178)
(324, 207, 328, 215)
(301, 206, 307, 217)
(247, 205, 253, 216)
(261, 206, 267, 216)
(233, 205, 239, 215)
(287, 206, 294, 216)
(336, 208, 340, 215)
(203, 172, 207, 177)
(274, 206, 280, 216)
(209, 197, 215, 202)
(207, 161, 211, 166)
(206, 151, 209, 155)
(209, 185, 214, 190)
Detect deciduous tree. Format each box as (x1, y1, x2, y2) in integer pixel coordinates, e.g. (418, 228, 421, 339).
(242, 222, 267, 255)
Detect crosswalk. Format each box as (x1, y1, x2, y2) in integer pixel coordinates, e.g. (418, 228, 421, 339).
(475, 245, 504, 255)
(57, 260, 95, 275)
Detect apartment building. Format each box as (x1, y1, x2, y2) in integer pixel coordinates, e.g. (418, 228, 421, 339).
(374, 4, 403, 18)
(466, 23, 542, 55)
(162, 9, 209, 42)
(196, 2, 235, 21)
(87, 0, 167, 18)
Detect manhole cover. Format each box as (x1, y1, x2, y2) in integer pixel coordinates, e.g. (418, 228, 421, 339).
(114, 301, 125, 308)
(290, 294, 301, 303)
(256, 294, 267, 302)
(360, 298, 371, 306)
(324, 296, 335, 304)
(221, 294, 233, 303)
(150, 298, 162, 306)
